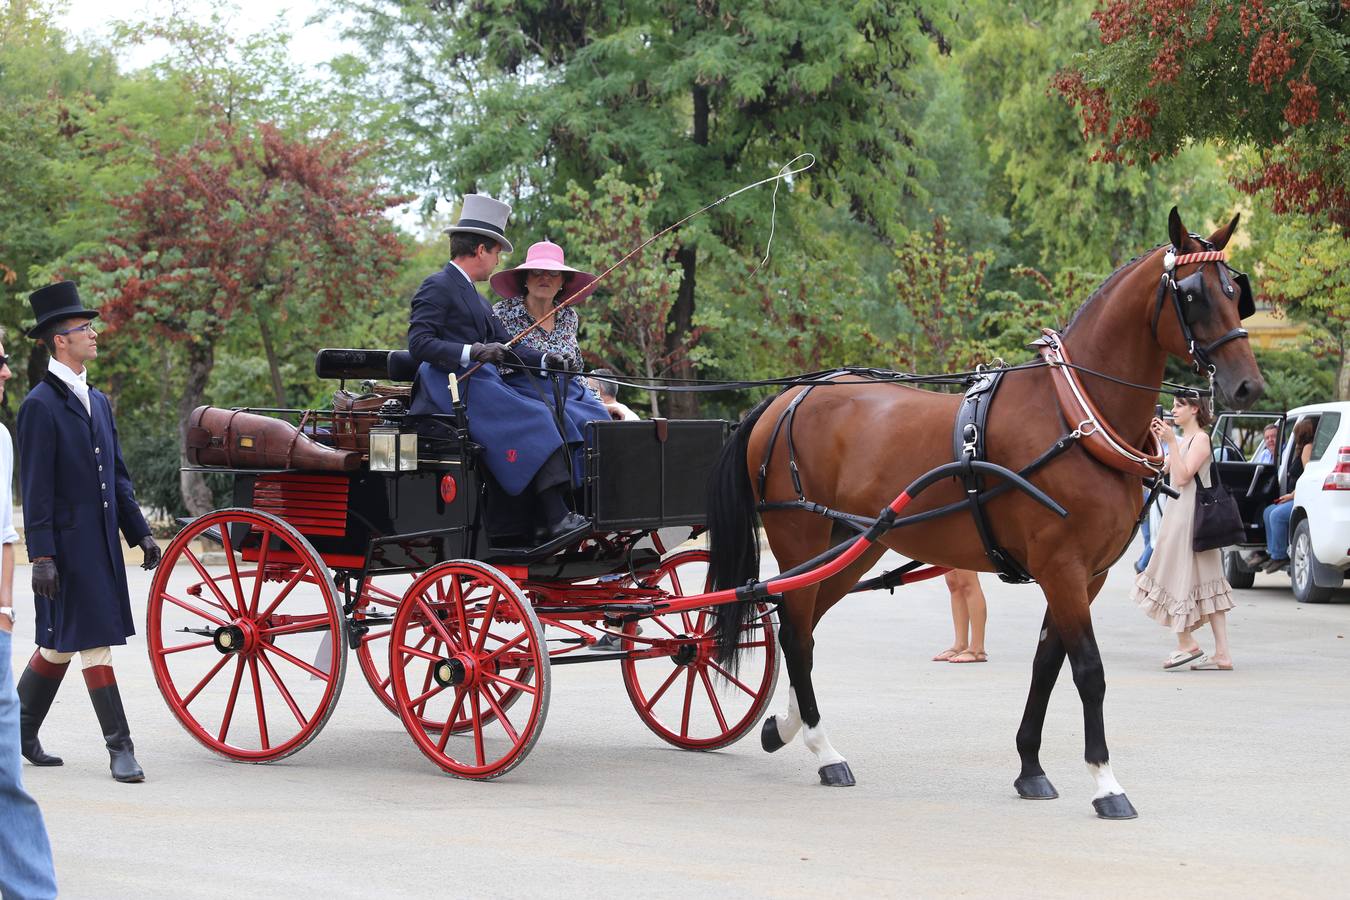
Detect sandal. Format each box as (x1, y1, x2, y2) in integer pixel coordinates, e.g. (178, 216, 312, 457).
(932, 647, 964, 662)
(949, 650, 988, 663)
(1190, 659, 1233, 671)
(1163, 647, 1205, 670)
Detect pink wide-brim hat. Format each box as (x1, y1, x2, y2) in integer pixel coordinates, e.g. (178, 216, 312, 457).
(489, 240, 598, 303)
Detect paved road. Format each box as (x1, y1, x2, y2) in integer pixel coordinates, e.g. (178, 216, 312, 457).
(8, 539, 1348, 899)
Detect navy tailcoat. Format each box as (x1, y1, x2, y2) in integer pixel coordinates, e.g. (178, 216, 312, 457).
(18, 372, 150, 652)
(408, 264, 583, 495)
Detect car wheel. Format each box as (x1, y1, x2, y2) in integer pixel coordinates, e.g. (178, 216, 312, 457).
(1223, 549, 1255, 590)
(1291, 520, 1333, 604)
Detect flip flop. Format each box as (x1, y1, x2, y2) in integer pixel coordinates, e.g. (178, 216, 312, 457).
(932, 648, 963, 662)
(1163, 648, 1205, 670)
(1190, 659, 1233, 670)
(949, 650, 988, 663)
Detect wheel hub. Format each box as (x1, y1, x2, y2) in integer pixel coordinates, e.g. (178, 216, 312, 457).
(213, 620, 259, 656)
(672, 638, 698, 667)
(434, 656, 471, 687)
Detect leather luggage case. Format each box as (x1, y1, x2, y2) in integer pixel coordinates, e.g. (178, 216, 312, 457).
(185, 406, 361, 472)
(331, 386, 412, 452)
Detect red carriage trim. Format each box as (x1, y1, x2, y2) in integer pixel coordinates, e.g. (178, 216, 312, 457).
(253, 474, 350, 536)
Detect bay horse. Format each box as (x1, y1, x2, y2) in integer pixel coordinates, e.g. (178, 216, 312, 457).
(706, 208, 1264, 818)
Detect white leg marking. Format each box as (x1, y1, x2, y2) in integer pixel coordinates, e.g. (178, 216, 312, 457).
(803, 722, 846, 767)
(775, 687, 803, 744)
(1089, 762, 1126, 799)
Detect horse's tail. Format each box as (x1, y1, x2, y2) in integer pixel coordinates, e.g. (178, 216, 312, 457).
(709, 394, 775, 669)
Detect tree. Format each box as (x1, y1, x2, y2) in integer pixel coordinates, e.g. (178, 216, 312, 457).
(74, 120, 406, 514)
(336, 0, 953, 413)
(889, 218, 994, 373)
(555, 172, 687, 417)
(1055, 0, 1350, 234)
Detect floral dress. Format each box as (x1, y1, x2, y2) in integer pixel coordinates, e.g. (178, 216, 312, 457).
(1132, 435, 1236, 633)
(492, 296, 584, 372)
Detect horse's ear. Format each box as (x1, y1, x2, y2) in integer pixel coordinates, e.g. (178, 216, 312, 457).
(1168, 206, 1184, 249)
(1208, 213, 1241, 251)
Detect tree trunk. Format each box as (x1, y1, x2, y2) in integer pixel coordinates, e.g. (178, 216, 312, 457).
(257, 307, 287, 407)
(179, 340, 216, 517)
(666, 245, 700, 417)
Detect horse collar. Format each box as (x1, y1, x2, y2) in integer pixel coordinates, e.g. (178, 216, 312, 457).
(1038, 329, 1164, 478)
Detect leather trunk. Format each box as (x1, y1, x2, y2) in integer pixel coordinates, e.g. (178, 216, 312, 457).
(331, 385, 412, 452)
(185, 406, 360, 472)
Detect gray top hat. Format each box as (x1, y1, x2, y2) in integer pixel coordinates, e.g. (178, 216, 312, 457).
(443, 194, 513, 254)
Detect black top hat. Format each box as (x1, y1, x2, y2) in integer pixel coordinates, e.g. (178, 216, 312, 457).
(26, 281, 99, 339)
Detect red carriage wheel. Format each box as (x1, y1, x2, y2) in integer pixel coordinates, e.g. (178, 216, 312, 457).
(146, 509, 346, 762)
(621, 549, 779, 751)
(388, 561, 550, 779)
(358, 573, 531, 734)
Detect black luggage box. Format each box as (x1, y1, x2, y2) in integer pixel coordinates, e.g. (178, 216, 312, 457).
(585, 419, 730, 530)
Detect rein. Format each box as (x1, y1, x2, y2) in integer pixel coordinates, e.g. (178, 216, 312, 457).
(1038, 328, 1165, 477)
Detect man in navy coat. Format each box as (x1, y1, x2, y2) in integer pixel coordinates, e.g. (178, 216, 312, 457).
(408, 194, 588, 541)
(15, 281, 161, 784)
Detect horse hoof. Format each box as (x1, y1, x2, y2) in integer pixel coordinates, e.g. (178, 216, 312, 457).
(1014, 774, 1059, 799)
(761, 717, 786, 753)
(818, 762, 856, 787)
(1093, 793, 1138, 820)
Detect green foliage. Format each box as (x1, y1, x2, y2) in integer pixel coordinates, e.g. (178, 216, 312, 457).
(1251, 347, 1337, 412)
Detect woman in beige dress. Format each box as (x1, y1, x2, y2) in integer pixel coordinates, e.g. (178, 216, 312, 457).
(1132, 395, 1235, 670)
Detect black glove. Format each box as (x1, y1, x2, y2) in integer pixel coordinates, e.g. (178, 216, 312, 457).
(470, 342, 509, 365)
(543, 351, 571, 373)
(32, 558, 59, 599)
(139, 535, 162, 570)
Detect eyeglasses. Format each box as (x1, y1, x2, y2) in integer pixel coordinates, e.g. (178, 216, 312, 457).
(53, 322, 95, 337)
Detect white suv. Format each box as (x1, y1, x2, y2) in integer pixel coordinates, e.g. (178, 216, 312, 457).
(1210, 402, 1350, 603)
(1287, 402, 1350, 602)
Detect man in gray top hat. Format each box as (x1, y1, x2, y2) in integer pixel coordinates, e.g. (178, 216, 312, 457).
(407, 194, 589, 542)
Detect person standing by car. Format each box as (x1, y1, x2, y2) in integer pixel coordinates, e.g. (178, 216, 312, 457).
(1133, 395, 1236, 671)
(15, 281, 162, 783)
(1247, 418, 1316, 573)
(0, 326, 60, 899)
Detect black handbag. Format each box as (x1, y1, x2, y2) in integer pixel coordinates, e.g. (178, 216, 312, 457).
(1192, 464, 1246, 552)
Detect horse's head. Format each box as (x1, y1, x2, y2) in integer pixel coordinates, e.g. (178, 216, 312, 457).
(1150, 207, 1265, 409)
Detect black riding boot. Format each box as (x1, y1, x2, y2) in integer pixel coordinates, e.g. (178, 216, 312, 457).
(18, 651, 68, 766)
(84, 666, 145, 783)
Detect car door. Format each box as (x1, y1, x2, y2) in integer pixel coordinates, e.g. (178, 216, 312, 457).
(1210, 412, 1284, 547)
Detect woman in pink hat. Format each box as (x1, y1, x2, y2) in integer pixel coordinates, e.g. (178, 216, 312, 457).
(490, 240, 611, 429)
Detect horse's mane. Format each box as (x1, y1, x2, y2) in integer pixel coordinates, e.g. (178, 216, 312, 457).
(1061, 242, 1167, 334)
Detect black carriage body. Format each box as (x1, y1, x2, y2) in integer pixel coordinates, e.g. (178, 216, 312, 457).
(230, 461, 481, 575)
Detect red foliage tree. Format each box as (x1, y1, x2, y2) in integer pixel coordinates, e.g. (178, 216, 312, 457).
(85, 121, 406, 513)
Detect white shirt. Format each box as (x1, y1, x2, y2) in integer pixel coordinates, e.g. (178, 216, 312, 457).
(47, 357, 91, 416)
(0, 424, 19, 545)
(449, 261, 478, 368)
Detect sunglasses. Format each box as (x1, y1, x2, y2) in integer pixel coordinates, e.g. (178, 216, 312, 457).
(0, 355, 8, 368)
(524, 269, 562, 278)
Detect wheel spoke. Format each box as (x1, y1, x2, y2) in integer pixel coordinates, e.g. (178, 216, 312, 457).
(414, 596, 459, 649)
(249, 656, 270, 751)
(482, 631, 527, 663)
(262, 615, 334, 639)
(643, 664, 684, 712)
(680, 668, 696, 738)
(249, 528, 272, 616)
(400, 645, 444, 663)
(157, 638, 215, 656)
(181, 654, 232, 707)
(184, 545, 239, 617)
(481, 670, 538, 695)
(470, 690, 485, 767)
(450, 577, 472, 648)
(472, 591, 500, 654)
(256, 563, 314, 621)
(217, 658, 245, 743)
(699, 667, 729, 733)
(408, 681, 447, 712)
(709, 661, 759, 698)
(652, 616, 682, 639)
(218, 520, 248, 615)
(481, 684, 519, 744)
(261, 640, 329, 681)
(437, 688, 466, 752)
(161, 591, 228, 628)
(258, 649, 309, 728)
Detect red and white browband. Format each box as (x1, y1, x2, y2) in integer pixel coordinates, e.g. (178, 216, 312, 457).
(1163, 248, 1227, 272)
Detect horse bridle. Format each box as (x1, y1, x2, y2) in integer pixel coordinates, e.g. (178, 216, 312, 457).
(1150, 235, 1255, 376)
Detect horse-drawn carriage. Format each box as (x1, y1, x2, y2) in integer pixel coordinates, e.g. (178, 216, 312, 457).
(147, 348, 781, 779)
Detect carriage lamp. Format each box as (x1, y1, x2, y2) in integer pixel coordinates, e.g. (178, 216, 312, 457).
(369, 426, 419, 472)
